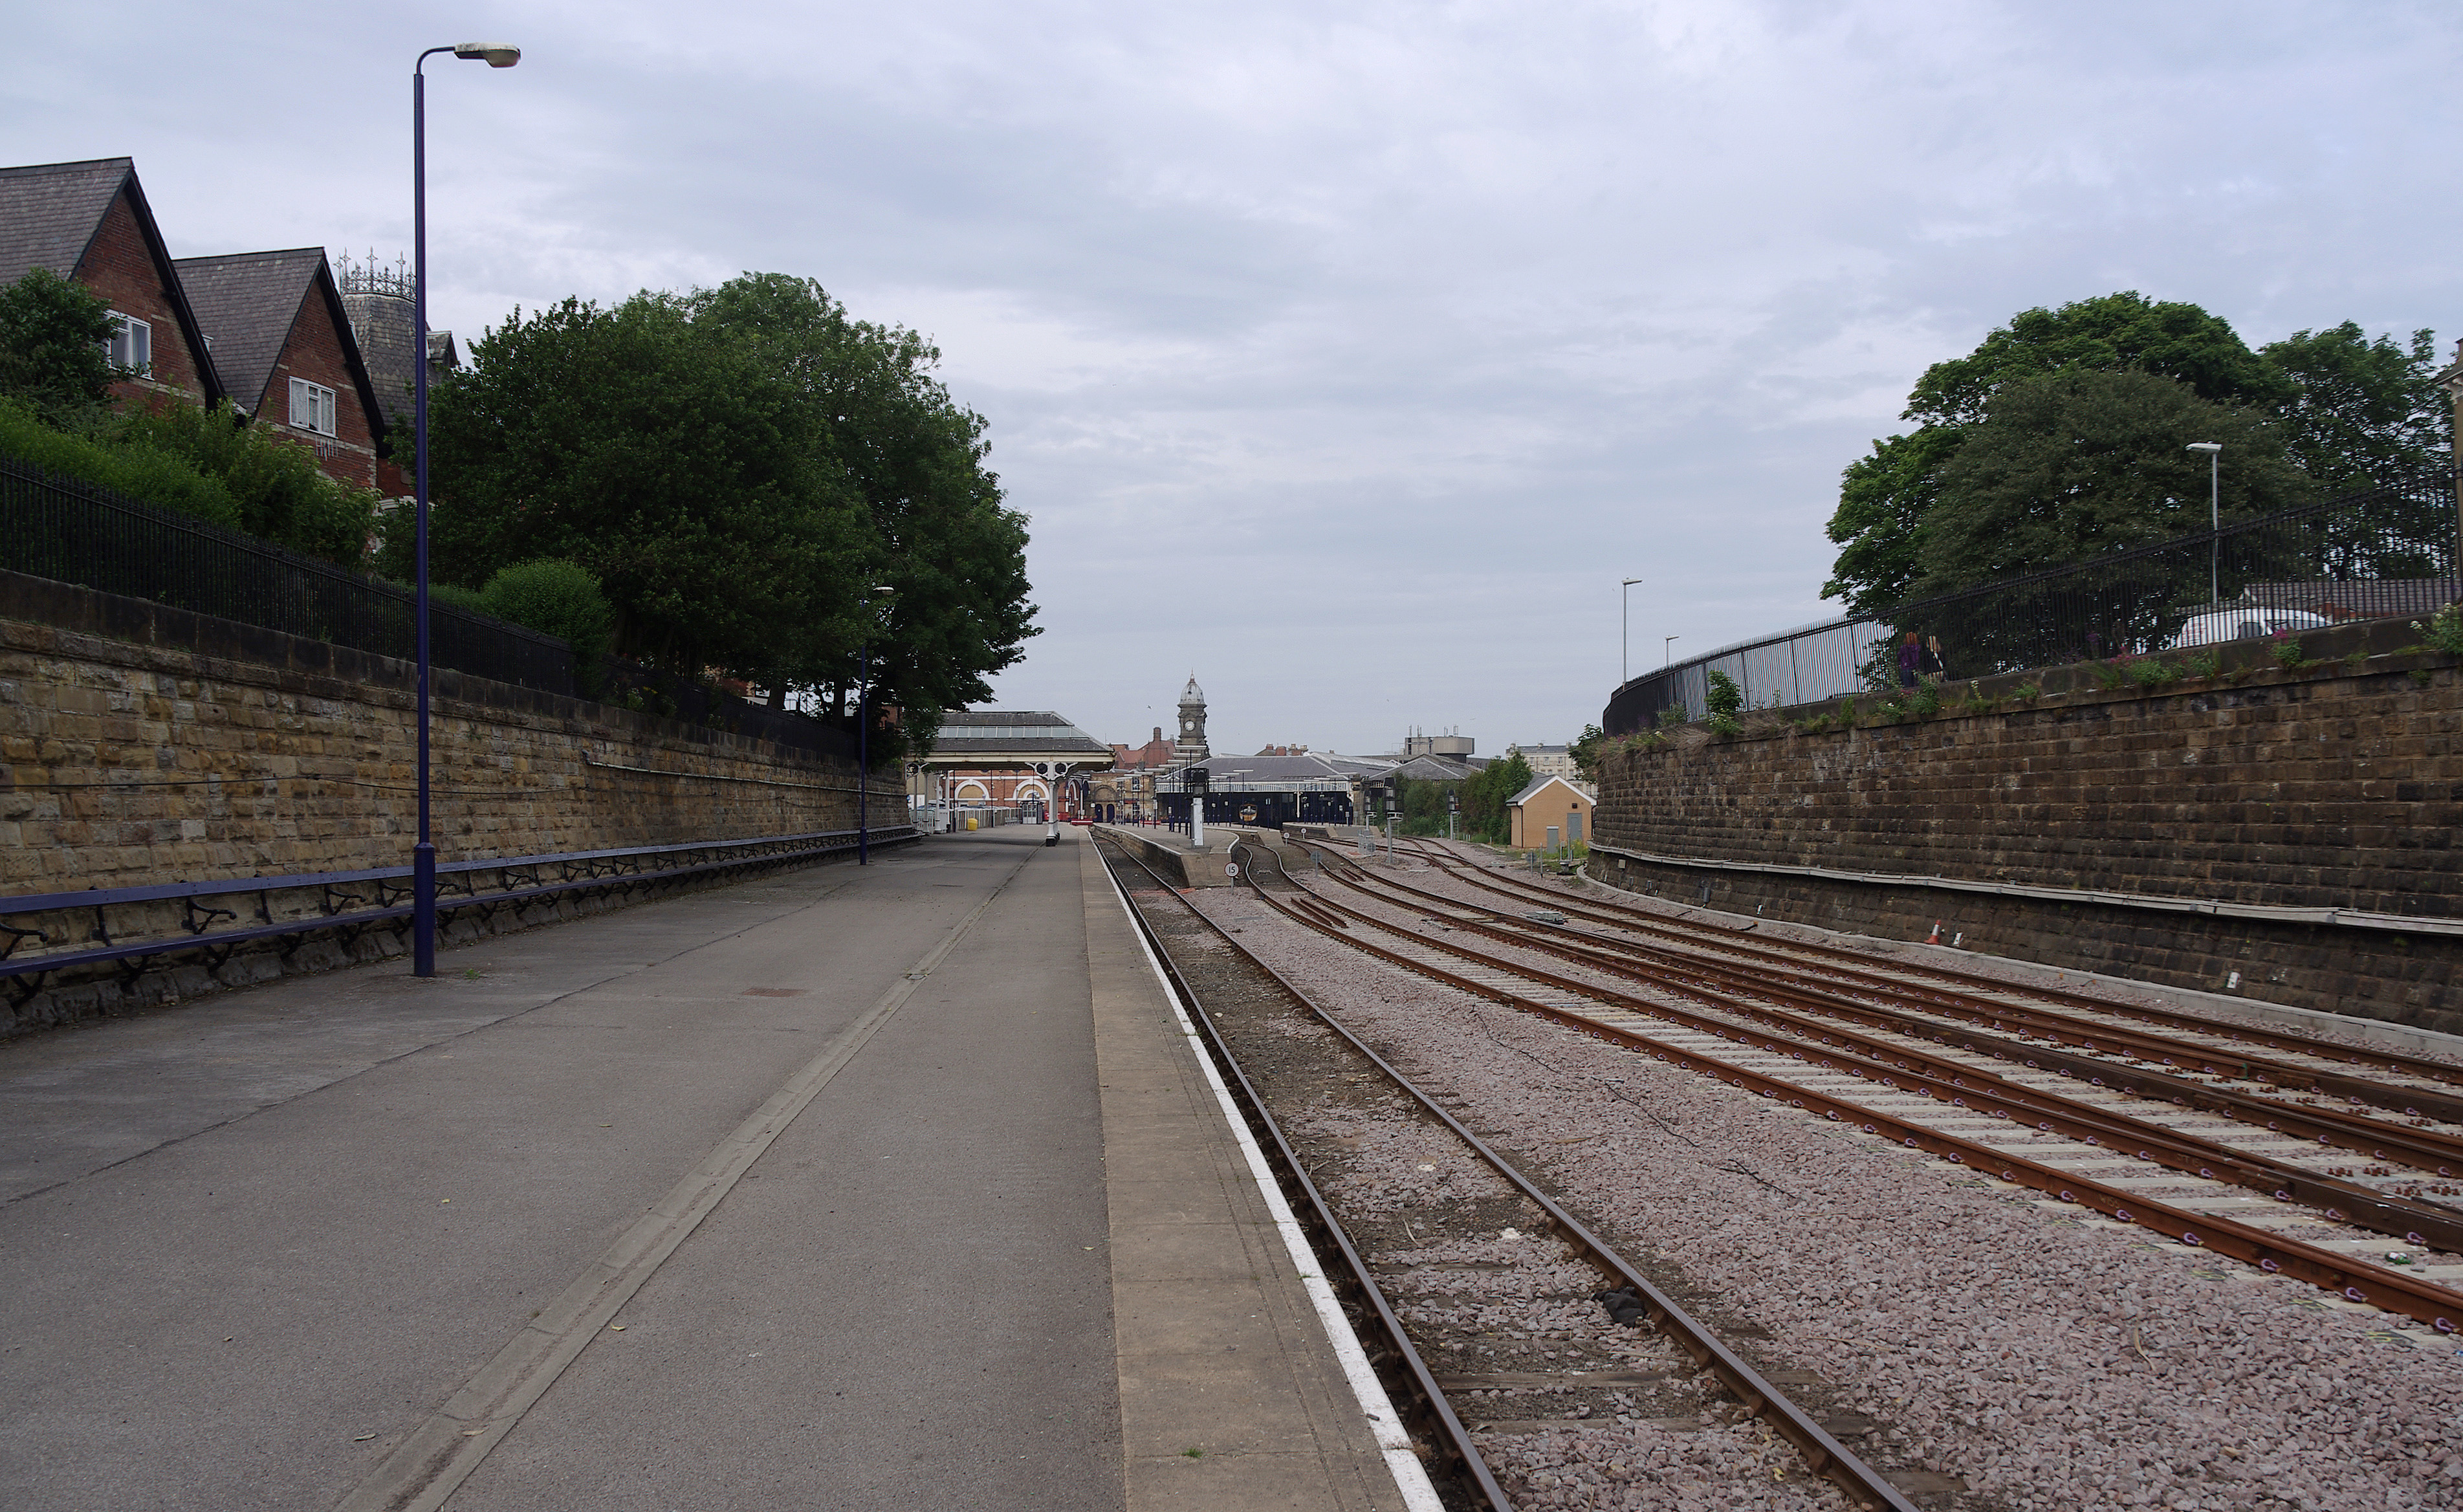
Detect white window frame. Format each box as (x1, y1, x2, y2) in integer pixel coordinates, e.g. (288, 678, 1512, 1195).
(104, 311, 151, 376)
(289, 377, 338, 437)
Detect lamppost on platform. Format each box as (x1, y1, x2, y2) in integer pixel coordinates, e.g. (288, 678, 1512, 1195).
(2186, 442, 2222, 606)
(1621, 577, 1643, 685)
(411, 40, 520, 978)
(857, 584, 893, 864)
(1663, 635, 1679, 670)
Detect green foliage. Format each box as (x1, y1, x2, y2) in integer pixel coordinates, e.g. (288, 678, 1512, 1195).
(1823, 426, 1964, 615)
(117, 400, 376, 567)
(1905, 292, 2292, 430)
(416, 273, 1036, 760)
(2125, 657, 2180, 690)
(2187, 648, 2223, 681)
(1459, 751, 1533, 844)
(2271, 633, 2303, 668)
(0, 268, 126, 428)
(1821, 293, 2445, 614)
(1913, 370, 2310, 598)
(1909, 679, 1942, 717)
(2011, 682, 2041, 703)
(1654, 704, 1685, 730)
(2260, 324, 2455, 492)
(0, 395, 241, 527)
(479, 558, 614, 696)
(1395, 776, 1461, 837)
(1568, 723, 1606, 783)
(2414, 606, 2463, 659)
(1703, 670, 1742, 736)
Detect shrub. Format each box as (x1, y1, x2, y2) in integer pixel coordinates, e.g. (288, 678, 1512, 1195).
(1910, 679, 1942, 717)
(118, 400, 377, 567)
(2187, 648, 2222, 681)
(1656, 705, 1685, 730)
(2270, 632, 2303, 668)
(2414, 605, 2463, 657)
(2012, 681, 2041, 702)
(2125, 657, 2178, 690)
(479, 558, 615, 696)
(1704, 670, 1744, 721)
(0, 395, 242, 527)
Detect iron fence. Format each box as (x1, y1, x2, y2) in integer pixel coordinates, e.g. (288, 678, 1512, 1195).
(0, 454, 860, 761)
(2, 454, 575, 692)
(1607, 472, 2461, 734)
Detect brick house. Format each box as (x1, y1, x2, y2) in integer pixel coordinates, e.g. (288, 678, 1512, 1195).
(175, 248, 390, 489)
(1507, 774, 1593, 849)
(0, 157, 224, 413)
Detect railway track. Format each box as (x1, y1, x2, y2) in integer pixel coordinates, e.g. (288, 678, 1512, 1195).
(1254, 830, 2463, 1338)
(1093, 830, 1929, 1511)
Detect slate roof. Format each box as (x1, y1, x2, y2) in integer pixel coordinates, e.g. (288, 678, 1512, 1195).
(1508, 774, 1591, 807)
(0, 157, 224, 406)
(930, 710, 1113, 760)
(173, 248, 387, 451)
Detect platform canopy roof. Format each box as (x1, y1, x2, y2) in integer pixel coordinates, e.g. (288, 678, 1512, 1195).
(922, 710, 1115, 772)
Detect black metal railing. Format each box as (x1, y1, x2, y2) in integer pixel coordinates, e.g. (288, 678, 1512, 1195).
(0, 453, 863, 762)
(1607, 472, 2461, 733)
(1, 453, 575, 692)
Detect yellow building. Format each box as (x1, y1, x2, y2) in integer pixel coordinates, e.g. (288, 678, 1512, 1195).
(1507, 775, 1593, 850)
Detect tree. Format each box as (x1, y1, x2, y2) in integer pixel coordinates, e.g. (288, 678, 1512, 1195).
(2260, 323, 2455, 492)
(1459, 752, 1533, 845)
(1825, 292, 2288, 613)
(1918, 369, 2309, 597)
(1568, 723, 1607, 783)
(0, 268, 126, 428)
(415, 274, 1037, 760)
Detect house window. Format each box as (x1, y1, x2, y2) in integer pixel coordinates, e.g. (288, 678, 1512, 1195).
(105, 312, 151, 375)
(289, 378, 337, 436)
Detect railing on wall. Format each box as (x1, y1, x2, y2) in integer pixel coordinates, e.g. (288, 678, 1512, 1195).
(1607, 474, 2460, 734)
(0, 454, 860, 762)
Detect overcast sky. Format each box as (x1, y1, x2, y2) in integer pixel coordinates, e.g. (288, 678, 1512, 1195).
(9, 1, 2457, 756)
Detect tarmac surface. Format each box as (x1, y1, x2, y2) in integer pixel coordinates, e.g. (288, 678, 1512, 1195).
(0, 828, 1403, 1511)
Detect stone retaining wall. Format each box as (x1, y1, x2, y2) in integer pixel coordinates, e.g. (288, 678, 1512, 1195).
(1588, 615, 2463, 1035)
(0, 569, 908, 1031)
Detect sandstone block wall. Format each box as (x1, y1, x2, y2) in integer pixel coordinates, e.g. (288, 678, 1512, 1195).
(0, 570, 910, 1032)
(1588, 617, 2463, 1034)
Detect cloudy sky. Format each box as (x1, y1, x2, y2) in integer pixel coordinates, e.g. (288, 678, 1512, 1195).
(8, 1, 2457, 756)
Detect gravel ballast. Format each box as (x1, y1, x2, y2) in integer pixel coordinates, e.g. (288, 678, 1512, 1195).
(1190, 869, 2463, 1512)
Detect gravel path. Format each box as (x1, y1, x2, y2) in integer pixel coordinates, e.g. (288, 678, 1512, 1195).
(1193, 879, 2463, 1512)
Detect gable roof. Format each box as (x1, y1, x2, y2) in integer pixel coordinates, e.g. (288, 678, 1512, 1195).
(173, 247, 388, 450)
(1507, 774, 1591, 807)
(0, 157, 224, 407)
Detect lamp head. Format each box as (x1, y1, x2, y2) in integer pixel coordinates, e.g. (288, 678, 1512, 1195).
(454, 42, 522, 67)
(2185, 442, 2222, 454)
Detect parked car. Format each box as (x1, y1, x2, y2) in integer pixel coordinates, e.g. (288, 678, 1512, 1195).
(2162, 608, 2336, 650)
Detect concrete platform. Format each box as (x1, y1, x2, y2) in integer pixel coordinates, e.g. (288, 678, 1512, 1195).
(0, 829, 1408, 1511)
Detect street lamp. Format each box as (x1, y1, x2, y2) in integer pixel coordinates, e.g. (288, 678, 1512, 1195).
(1663, 635, 1679, 670)
(857, 584, 893, 864)
(2187, 443, 2222, 606)
(411, 40, 520, 979)
(1621, 577, 1643, 685)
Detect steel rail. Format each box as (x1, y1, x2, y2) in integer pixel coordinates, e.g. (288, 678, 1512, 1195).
(1234, 846, 2463, 1335)
(1192, 838, 1925, 1511)
(1359, 844, 2463, 1138)
(1307, 851, 2463, 1210)
(1095, 837, 1515, 1510)
(1303, 857, 2463, 1255)
(1400, 837, 2463, 1103)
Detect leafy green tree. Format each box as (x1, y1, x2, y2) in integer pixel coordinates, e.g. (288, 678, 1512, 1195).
(1826, 292, 2288, 613)
(1396, 776, 1461, 837)
(0, 268, 126, 428)
(117, 400, 376, 566)
(2260, 323, 2454, 492)
(1568, 723, 1606, 783)
(1458, 752, 1533, 844)
(1917, 369, 2309, 597)
(415, 274, 1036, 760)
(479, 558, 614, 693)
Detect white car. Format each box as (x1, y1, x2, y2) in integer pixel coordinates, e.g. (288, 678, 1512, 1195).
(2162, 608, 2336, 650)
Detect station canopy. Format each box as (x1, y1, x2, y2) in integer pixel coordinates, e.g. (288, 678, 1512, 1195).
(923, 710, 1115, 774)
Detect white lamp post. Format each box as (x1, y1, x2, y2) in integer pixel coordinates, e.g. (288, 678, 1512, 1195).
(1621, 576, 1643, 685)
(2187, 442, 2222, 606)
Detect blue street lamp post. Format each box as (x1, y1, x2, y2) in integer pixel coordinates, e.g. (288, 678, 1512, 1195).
(412, 41, 520, 978)
(857, 586, 893, 864)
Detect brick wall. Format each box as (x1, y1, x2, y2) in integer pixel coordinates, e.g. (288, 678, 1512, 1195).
(74, 190, 208, 408)
(1, 571, 908, 1029)
(259, 274, 380, 488)
(1588, 616, 2463, 1035)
